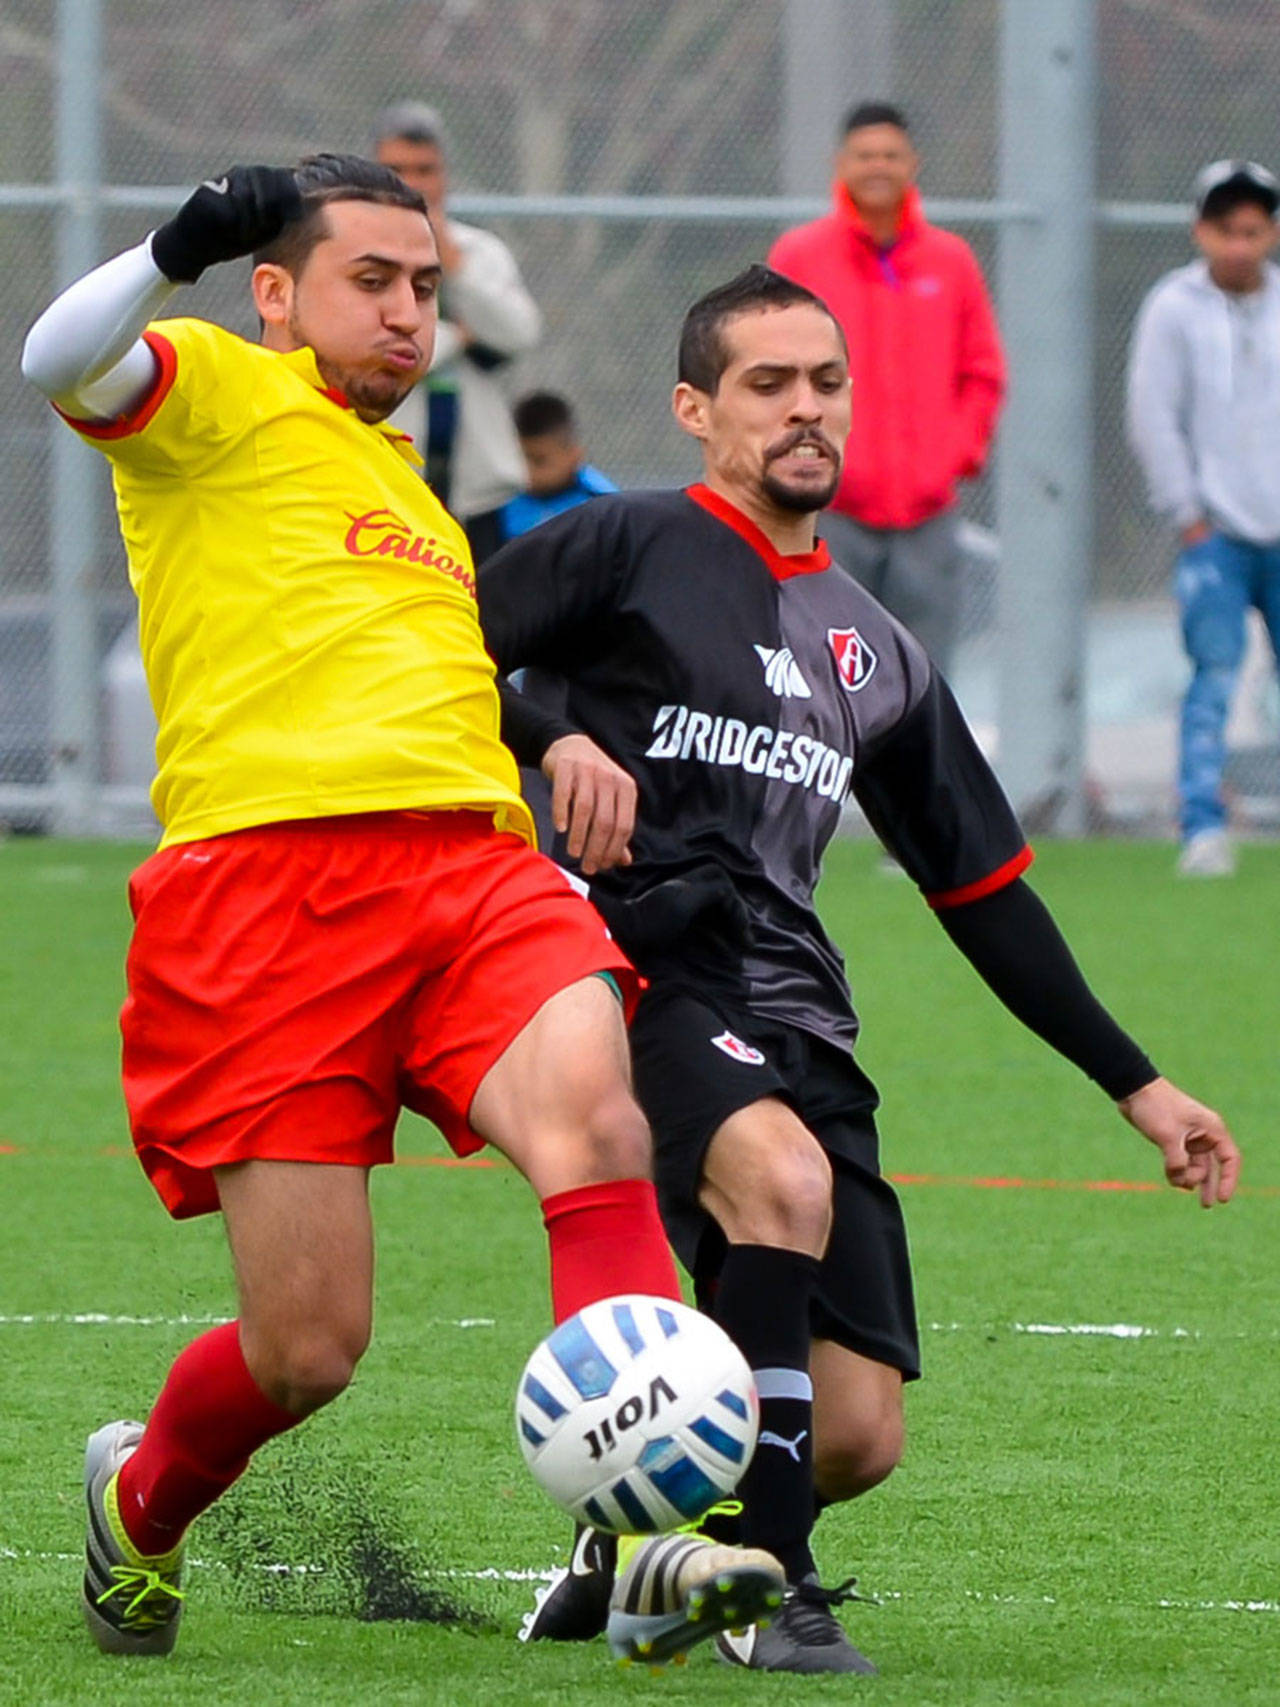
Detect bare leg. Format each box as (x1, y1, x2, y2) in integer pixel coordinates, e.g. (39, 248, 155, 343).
(216, 1159, 374, 1413)
(470, 973, 678, 1317)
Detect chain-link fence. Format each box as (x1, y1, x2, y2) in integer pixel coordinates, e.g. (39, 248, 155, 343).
(3, 0, 1279, 835)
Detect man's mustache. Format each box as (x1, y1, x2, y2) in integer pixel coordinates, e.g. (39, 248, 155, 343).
(765, 427, 840, 464)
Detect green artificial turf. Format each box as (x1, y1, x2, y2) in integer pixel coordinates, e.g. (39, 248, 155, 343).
(1, 835, 1276, 1704)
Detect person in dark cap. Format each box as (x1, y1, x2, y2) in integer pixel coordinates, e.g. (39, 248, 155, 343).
(1126, 159, 1280, 876)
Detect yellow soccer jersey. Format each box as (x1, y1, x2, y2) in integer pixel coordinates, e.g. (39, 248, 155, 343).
(65, 316, 534, 848)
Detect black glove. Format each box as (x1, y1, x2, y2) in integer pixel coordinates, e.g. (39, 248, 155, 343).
(592, 866, 754, 972)
(151, 166, 303, 283)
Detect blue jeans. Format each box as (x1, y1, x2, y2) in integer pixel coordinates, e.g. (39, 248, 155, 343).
(1176, 531, 1280, 838)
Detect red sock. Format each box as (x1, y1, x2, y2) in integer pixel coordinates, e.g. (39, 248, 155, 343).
(541, 1177, 680, 1322)
(115, 1321, 299, 1556)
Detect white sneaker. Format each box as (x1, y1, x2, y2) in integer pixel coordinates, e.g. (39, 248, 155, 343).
(1177, 829, 1236, 878)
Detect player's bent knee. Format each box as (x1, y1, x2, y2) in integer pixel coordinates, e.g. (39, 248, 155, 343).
(706, 1128, 833, 1254)
(572, 1089, 653, 1185)
(244, 1323, 370, 1416)
(814, 1408, 905, 1501)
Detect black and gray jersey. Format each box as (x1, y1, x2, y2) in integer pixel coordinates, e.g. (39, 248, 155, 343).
(479, 484, 1030, 1050)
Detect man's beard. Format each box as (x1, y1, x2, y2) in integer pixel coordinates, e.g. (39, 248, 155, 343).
(760, 426, 841, 513)
(761, 464, 840, 513)
(336, 369, 416, 423)
(289, 313, 418, 423)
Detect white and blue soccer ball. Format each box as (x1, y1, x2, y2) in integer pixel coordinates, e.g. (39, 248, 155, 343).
(515, 1294, 758, 1534)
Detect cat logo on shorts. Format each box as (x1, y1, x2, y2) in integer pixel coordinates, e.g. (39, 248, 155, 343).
(711, 1031, 766, 1066)
(827, 625, 878, 692)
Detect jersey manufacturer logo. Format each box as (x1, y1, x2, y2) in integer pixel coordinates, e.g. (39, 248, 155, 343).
(827, 625, 878, 692)
(343, 508, 476, 595)
(202, 176, 230, 195)
(753, 644, 812, 699)
(711, 1031, 766, 1066)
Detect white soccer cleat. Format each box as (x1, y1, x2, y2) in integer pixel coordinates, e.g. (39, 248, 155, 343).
(82, 1420, 186, 1655)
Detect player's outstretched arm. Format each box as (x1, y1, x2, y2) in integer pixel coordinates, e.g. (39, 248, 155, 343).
(1117, 1077, 1240, 1206)
(22, 165, 300, 418)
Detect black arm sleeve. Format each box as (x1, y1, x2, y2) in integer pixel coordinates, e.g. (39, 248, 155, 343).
(495, 677, 577, 768)
(936, 878, 1158, 1100)
(477, 497, 628, 675)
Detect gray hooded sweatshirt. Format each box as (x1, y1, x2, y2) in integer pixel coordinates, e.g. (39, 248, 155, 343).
(1126, 257, 1280, 543)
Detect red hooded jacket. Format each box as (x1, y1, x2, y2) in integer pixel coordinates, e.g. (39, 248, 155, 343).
(768, 184, 1006, 531)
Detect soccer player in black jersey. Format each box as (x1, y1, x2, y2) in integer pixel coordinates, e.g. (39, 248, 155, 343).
(480, 267, 1240, 1675)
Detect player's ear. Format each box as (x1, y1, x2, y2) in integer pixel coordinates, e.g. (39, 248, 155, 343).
(252, 262, 294, 337)
(672, 381, 710, 442)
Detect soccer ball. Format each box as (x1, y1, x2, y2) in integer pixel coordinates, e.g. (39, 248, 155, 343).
(515, 1294, 758, 1534)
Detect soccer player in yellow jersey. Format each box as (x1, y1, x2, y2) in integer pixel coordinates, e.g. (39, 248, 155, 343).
(23, 155, 784, 1663)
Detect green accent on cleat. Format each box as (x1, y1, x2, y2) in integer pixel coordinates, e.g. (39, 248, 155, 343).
(607, 1535, 786, 1668)
(82, 1422, 186, 1657)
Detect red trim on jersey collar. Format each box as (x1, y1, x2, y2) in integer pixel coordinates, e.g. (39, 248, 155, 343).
(53, 329, 178, 441)
(686, 484, 831, 581)
(925, 844, 1035, 910)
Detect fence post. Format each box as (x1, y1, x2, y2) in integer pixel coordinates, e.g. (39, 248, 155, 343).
(780, 0, 894, 197)
(49, 0, 104, 835)
(995, 0, 1097, 832)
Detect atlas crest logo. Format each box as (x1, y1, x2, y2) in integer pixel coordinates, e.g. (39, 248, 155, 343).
(753, 644, 812, 700)
(343, 508, 476, 595)
(828, 625, 877, 692)
(711, 1031, 765, 1065)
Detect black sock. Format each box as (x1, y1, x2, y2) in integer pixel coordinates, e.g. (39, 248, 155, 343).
(711, 1243, 819, 1583)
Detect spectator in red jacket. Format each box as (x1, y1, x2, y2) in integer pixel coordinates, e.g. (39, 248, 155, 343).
(768, 102, 1005, 672)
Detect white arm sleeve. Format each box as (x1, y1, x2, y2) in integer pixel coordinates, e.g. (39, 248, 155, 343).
(20, 236, 179, 418)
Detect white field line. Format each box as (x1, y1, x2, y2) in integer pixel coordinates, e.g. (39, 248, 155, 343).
(0, 1314, 1219, 1337)
(927, 1320, 1280, 1340)
(2, 1545, 1275, 1613)
(0, 1313, 494, 1328)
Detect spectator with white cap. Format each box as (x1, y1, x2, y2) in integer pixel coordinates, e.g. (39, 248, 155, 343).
(1127, 158, 1280, 876)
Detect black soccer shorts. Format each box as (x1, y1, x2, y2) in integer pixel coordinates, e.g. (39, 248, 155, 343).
(629, 984, 921, 1381)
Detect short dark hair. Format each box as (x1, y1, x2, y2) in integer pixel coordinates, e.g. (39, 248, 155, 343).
(254, 152, 429, 275)
(678, 265, 845, 394)
(513, 390, 576, 440)
(1199, 184, 1278, 222)
(842, 100, 910, 138)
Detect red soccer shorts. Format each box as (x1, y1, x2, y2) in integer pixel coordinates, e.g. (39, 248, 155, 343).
(121, 811, 635, 1219)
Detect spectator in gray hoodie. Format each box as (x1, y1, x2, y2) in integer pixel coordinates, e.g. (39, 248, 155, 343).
(1127, 159, 1280, 877)
(374, 101, 542, 563)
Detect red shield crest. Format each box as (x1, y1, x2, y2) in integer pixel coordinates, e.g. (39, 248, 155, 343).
(827, 625, 878, 692)
(711, 1031, 765, 1066)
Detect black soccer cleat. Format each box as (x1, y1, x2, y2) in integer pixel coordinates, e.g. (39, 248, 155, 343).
(518, 1524, 616, 1644)
(715, 1572, 878, 1674)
